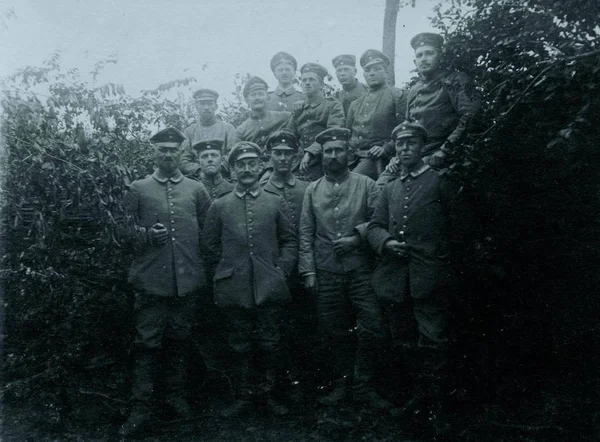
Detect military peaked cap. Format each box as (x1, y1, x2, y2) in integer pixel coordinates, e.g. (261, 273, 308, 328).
(360, 49, 390, 68)
(193, 88, 219, 101)
(410, 32, 444, 50)
(332, 54, 356, 68)
(243, 76, 269, 97)
(192, 138, 224, 153)
(315, 127, 351, 145)
(392, 121, 429, 141)
(300, 62, 328, 79)
(266, 130, 298, 152)
(270, 51, 298, 71)
(228, 141, 261, 166)
(149, 127, 185, 147)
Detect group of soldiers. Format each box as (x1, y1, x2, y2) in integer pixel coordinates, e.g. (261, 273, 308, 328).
(119, 32, 480, 436)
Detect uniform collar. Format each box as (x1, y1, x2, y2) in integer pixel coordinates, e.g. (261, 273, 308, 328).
(152, 169, 184, 183)
(304, 94, 325, 108)
(269, 173, 297, 189)
(324, 170, 350, 184)
(400, 163, 430, 180)
(275, 85, 299, 96)
(201, 173, 224, 186)
(234, 183, 261, 198)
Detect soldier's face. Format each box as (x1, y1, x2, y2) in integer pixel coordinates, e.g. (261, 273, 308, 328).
(234, 158, 261, 187)
(363, 63, 387, 88)
(274, 64, 295, 84)
(245, 89, 268, 112)
(155, 144, 182, 175)
(335, 66, 357, 86)
(270, 148, 295, 174)
(196, 99, 217, 121)
(322, 141, 349, 172)
(414, 45, 441, 76)
(198, 150, 222, 177)
(300, 72, 322, 97)
(395, 136, 424, 169)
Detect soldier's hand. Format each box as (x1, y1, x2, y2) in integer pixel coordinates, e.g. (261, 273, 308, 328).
(384, 239, 408, 258)
(385, 157, 400, 174)
(149, 223, 168, 246)
(368, 145, 385, 158)
(302, 274, 317, 292)
(299, 152, 312, 174)
(292, 100, 305, 112)
(426, 150, 448, 169)
(332, 235, 361, 255)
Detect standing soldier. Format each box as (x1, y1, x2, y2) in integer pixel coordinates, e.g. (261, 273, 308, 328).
(261, 130, 313, 400)
(298, 127, 391, 410)
(344, 49, 406, 181)
(120, 128, 212, 436)
(368, 122, 471, 431)
(191, 139, 234, 201)
(180, 89, 236, 178)
(332, 54, 368, 116)
(266, 51, 305, 112)
(203, 141, 298, 417)
(288, 62, 344, 182)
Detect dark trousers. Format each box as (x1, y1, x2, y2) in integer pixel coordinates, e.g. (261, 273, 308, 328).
(131, 293, 196, 406)
(316, 268, 385, 386)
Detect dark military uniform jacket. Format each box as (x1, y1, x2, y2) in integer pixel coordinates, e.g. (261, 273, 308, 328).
(406, 70, 480, 156)
(203, 185, 298, 309)
(367, 164, 469, 300)
(299, 171, 380, 275)
(261, 174, 310, 233)
(123, 170, 212, 297)
(266, 85, 305, 112)
(345, 83, 406, 159)
(286, 95, 344, 158)
(333, 80, 369, 116)
(200, 174, 234, 201)
(180, 120, 236, 176)
(232, 110, 291, 153)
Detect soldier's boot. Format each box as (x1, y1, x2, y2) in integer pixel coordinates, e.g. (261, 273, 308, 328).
(260, 351, 289, 416)
(163, 341, 192, 419)
(220, 356, 253, 418)
(119, 350, 155, 436)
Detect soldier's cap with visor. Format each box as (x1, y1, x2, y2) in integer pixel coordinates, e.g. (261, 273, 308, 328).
(192, 138, 224, 154)
(332, 54, 356, 69)
(266, 130, 298, 152)
(243, 76, 269, 97)
(410, 32, 444, 51)
(315, 127, 351, 146)
(270, 51, 298, 71)
(392, 121, 429, 141)
(360, 49, 390, 68)
(149, 127, 185, 147)
(193, 88, 219, 101)
(300, 62, 328, 80)
(228, 141, 262, 166)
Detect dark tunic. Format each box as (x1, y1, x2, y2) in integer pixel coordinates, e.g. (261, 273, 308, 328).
(333, 79, 369, 116)
(266, 85, 305, 112)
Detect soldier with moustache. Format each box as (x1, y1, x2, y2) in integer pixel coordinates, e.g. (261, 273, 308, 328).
(288, 62, 344, 182)
(120, 128, 212, 436)
(331, 54, 368, 116)
(180, 89, 236, 178)
(344, 50, 406, 181)
(266, 51, 305, 112)
(203, 141, 298, 418)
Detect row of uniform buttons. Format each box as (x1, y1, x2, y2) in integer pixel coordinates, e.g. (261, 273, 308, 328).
(167, 185, 177, 240)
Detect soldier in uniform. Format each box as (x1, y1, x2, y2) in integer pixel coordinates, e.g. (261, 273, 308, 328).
(288, 62, 344, 182)
(332, 54, 368, 116)
(203, 141, 298, 417)
(266, 51, 305, 112)
(191, 139, 234, 201)
(298, 127, 391, 411)
(261, 130, 313, 401)
(180, 89, 236, 178)
(368, 122, 471, 430)
(120, 128, 212, 436)
(344, 49, 406, 181)
(378, 32, 480, 185)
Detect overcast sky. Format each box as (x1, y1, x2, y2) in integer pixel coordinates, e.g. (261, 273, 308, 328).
(1, 0, 438, 101)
